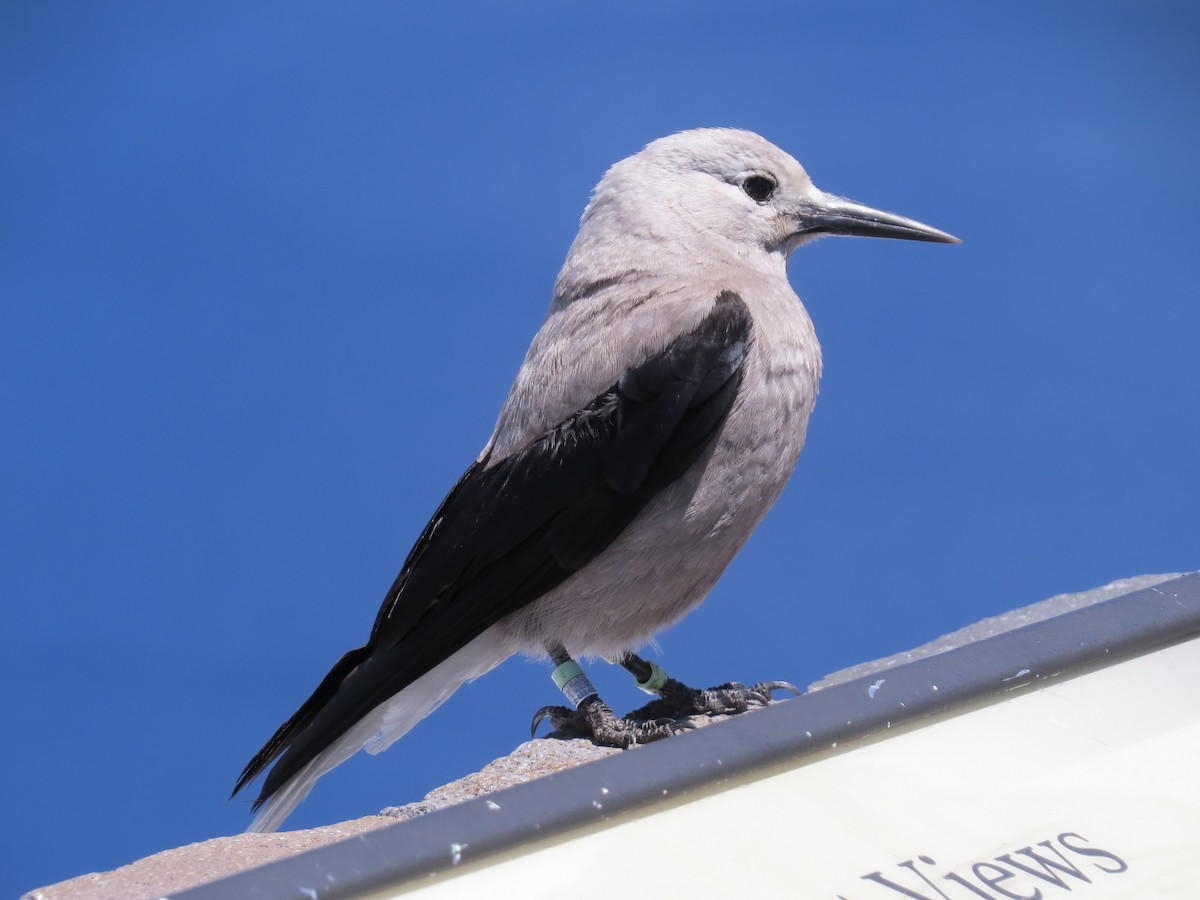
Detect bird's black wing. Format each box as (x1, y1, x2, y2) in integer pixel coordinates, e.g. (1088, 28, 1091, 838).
(235, 291, 752, 807)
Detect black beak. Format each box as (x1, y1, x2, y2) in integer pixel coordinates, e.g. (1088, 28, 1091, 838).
(794, 193, 960, 243)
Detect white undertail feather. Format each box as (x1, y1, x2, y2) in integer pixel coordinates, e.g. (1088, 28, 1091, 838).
(245, 629, 509, 833)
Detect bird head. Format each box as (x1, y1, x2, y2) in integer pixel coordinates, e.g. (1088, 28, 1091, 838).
(579, 128, 958, 263)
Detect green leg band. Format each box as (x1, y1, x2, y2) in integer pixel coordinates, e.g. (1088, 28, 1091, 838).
(634, 660, 669, 695)
(551, 660, 598, 709)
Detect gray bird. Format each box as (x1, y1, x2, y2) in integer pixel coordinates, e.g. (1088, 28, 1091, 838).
(233, 128, 958, 832)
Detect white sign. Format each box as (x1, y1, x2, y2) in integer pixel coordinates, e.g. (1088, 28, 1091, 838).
(379, 636, 1200, 899)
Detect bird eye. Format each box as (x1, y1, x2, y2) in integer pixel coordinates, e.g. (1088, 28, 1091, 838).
(741, 174, 777, 203)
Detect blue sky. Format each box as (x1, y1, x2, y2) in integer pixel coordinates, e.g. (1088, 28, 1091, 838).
(3, 2, 1198, 894)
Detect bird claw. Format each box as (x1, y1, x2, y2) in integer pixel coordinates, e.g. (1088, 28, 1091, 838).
(531, 699, 695, 748)
(753, 680, 803, 698)
(623, 676, 802, 720)
(660, 717, 696, 735)
(588, 708, 693, 748)
(531, 704, 576, 738)
(531, 678, 798, 745)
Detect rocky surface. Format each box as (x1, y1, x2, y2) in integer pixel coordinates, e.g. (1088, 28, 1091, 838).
(808, 572, 1186, 690)
(21, 818, 395, 900)
(24, 573, 1188, 899)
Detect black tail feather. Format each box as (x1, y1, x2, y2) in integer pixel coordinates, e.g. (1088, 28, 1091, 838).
(231, 643, 373, 808)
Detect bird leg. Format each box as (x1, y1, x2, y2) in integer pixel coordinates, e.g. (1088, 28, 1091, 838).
(531, 646, 800, 748)
(616, 651, 802, 720)
(530, 644, 694, 748)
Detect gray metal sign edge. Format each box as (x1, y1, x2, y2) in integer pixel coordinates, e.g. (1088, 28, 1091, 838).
(176, 572, 1200, 899)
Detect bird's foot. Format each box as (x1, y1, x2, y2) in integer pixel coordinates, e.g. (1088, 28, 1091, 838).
(626, 677, 802, 721)
(531, 697, 695, 748)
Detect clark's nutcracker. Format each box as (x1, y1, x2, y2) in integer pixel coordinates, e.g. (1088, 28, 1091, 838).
(233, 128, 958, 832)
